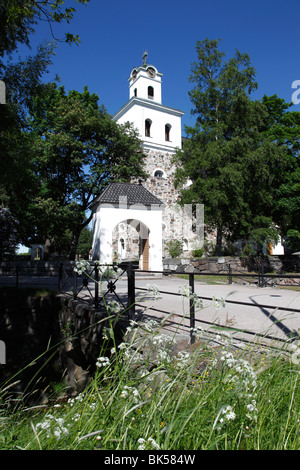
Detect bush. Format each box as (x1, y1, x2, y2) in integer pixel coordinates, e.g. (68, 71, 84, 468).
(166, 240, 183, 258)
(191, 248, 204, 258)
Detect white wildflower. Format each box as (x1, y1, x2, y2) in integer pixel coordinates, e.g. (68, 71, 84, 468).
(176, 351, 190, 368)
(137, 438, 146, 450)
(146, 284, 161, 299)
(147, 437, 160, 450)
(74, 260, 91, 275)
(142, 319, 159, 332)
(96, 356, 110, 368)
(120, 386, 141, 403)
(102, 327, 113, 340)
(35, 414, 69, 440)
(137, 437, 160, 450)
(72, 413, 81, 422)
(221, 405, 236, 421)
(107, 300, 121, 314)
(178, 285, 203, 308)
(191, 326, 203, 338)
(212, 295, 226, 309)
(156, 348, 171, 363)
(152, 334, 171, 347)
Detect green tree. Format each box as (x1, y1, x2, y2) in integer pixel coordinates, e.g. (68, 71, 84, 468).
(260, 95, 300, 251)
(174, 39, 291, 255)
(77, 227, 93, 259)
(0, 43, 55, 245)
(0, 1, 91, 246)
(0, 0, 90, 63)
(29, 84, 147, 259)
(0, 206, 20, 260)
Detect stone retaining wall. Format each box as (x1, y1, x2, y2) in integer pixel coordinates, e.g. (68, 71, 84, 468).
(163, 255, 300, 274)
(0, 289, 128, 402)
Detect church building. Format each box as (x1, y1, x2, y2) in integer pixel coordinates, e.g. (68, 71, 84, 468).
(91, 53, 198, 269)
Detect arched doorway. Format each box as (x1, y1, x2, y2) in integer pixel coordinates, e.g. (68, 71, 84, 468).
(112, 219, 150, 270)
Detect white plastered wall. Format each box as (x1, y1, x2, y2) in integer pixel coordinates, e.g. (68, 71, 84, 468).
(92, 203, 163, 271)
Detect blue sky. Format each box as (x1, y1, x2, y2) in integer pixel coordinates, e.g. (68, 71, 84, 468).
(18, 0, 299, 135)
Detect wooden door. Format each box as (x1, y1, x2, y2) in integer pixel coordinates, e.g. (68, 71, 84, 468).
(142, 237, 149, 270)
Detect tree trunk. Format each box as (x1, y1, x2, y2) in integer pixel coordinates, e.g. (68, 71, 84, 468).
(68, 230, 81, 261)
(215, 224, 223, 256)
(43, 238, 52, 261)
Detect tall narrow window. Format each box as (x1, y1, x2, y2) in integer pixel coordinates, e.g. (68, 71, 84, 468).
(165, 124, 171, 141)
(145, 119, 151, 137)
(134, 88, 137, 97)
(148, 86, 154, 99)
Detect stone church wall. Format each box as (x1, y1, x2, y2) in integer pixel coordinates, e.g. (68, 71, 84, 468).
(130, 149, 197, 258)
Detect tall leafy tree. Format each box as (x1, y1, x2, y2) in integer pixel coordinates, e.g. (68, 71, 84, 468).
(0, 0, 91, 253)
(0, 0, 90, 64)
(0, 43, 55, 245)
(28, 84, 147, 259)
(174, 39, 291, 255)
(0, 207, 20, 261)
(261, 95, 300, 251)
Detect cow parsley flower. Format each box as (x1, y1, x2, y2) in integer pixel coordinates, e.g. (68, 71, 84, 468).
(74, 260, 91, 275)
(96, 356, 110, 368)
(178, 285, 203, 308)
(146, 283, 161, 299)
(176, 351, 190, 368)
(137, 437, 160, 450)
(120, 386, 141, 403)
(107, 300, 121, 314)
(35, 414, 69, 440)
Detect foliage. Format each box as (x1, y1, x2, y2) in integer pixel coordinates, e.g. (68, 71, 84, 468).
(174, 39, 295, 255)
(0, 43, 55, 246)
(0, 281, 299, 450)
(0, 0, 90, 62)
(0, 206, 19, 260)
(27, 84, 146, 259)
(166, 239, 184, 258)
(77, 227, 93, 259)
(191, 247, 204, 258)
(0, 0, 92, 250)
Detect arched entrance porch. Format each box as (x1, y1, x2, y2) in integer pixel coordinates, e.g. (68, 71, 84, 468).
(91, 182, 163, 271)
(112, 219, 150, 270)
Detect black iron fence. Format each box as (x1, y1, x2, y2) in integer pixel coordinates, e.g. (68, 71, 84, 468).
(1, 261, 300, 347)
(133, 268, 300, 347)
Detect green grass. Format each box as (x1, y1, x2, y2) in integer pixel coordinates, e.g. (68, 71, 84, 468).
(1, 316, 299, 450)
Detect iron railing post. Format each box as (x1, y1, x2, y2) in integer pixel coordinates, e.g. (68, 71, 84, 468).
(16, 263, 19, 289)
(228, 264, 232, 284)
(73, 268, 77, 300)
(189, 273, 195, 344)
(94, 263, 99, 307)
(127, 262, 135, 320)
(58, 262, 63, 292)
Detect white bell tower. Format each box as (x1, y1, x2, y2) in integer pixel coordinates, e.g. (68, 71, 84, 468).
(113, 52, 184, 153)
(129, 52, 163, 104)
(112, 54, 196, 257)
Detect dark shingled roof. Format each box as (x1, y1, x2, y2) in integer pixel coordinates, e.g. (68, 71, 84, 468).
(91, 182, 164, 208)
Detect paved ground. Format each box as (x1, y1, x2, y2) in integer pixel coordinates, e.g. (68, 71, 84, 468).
(2, 272, 300, 349)
(109, 275, 300, 348)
